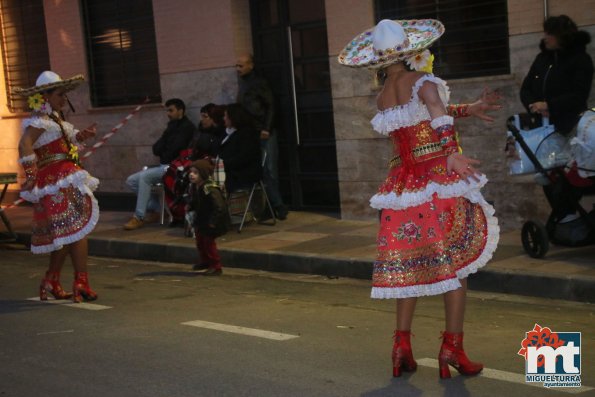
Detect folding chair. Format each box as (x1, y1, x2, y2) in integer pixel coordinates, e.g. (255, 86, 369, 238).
(234, 150, 277, 233)
(151, 182, 173, 225)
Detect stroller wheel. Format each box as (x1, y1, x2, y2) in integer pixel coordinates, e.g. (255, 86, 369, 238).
(521, 220, 549, 258)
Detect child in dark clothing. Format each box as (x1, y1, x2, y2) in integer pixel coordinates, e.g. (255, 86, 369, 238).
(186, 159, 230, 276)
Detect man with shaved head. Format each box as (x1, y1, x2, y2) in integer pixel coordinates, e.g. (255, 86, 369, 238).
(236, 53, 288, 220)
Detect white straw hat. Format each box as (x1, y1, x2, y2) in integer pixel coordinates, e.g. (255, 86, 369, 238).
(13, 71, 84, 97)
(338, 19, 444, 69)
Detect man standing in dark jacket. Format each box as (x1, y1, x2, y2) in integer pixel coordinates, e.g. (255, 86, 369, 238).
(520, 15, 593, 135)
(124, 98, 195, 230)
(236, 54, 288, 220)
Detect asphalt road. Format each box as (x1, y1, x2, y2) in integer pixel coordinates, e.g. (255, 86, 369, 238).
(0, 246, 593, 397)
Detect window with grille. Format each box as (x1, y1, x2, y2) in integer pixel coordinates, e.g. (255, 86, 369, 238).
(81, 0, 161, 107)
(375, 0, 509, 79)
(0, 0, 50, 113)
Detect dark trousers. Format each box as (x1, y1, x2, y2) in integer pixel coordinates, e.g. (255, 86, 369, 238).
(194, 234, 221, 270)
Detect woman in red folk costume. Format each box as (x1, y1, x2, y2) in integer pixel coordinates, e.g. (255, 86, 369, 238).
(16, 71, 99, 303)
(339, 20, 501, 378)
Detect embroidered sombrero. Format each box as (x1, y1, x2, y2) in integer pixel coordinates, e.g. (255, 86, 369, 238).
(338, 19, 444, 69)
(13, 71, 84, 97)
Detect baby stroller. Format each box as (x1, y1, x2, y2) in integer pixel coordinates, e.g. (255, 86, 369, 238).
(506, 110, 595, 258)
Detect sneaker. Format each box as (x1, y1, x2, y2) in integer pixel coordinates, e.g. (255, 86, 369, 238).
(201, 268, 222, 276)
(123, 216, 144, 230)
(192, 263, 209, 271)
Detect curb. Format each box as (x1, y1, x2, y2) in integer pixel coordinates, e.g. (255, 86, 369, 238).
(15, 233, 595, 303)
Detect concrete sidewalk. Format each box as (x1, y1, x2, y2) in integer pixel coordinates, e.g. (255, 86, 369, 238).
(1, 206, 594, 302)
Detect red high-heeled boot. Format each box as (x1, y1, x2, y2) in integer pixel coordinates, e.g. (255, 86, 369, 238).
(392, 330, 417, 377)
(72, 272, 98, 303)
(39, 271, 72, 300)
(438, 331, 483, 379)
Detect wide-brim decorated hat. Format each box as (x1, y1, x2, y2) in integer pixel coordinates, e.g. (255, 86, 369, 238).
(13, 71, 84, 97)
(338, 19, 444, 69)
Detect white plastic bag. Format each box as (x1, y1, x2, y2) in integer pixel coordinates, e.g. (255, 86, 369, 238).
(508, 115, 572, 175)
(570, 109, 595, 178)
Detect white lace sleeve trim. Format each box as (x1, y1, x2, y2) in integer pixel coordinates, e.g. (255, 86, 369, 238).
(430, 115, 454, 129)
(18, 154, 37, 164)
(23, 116, 77, 148)
(22, 116, 55, 132)
(20, 170, 99, 203)
(370, 74, 451, 136)
(62, 121, 78, 143)
(411, 74, 450, 105)
(23, 117, 61, 149)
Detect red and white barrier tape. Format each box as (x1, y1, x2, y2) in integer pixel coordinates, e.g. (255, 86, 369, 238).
(3, 100, 148, 210)
(80, 101, 146, 159)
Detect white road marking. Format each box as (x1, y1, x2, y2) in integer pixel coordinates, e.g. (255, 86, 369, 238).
(27, 297, 112, 310)
(417, 358, 593, 394)
(181, 320, 299, 341)
(37, 330, 74, 335)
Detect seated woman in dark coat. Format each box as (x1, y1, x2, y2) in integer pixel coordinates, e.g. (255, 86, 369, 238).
(191, 103, 226, 160)
(219, 103, 262, 193)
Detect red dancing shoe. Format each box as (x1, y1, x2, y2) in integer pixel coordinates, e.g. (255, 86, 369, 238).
(438, 331, 483, 379)
(392, 330, 417, 377)
(72, 271, 98, 303)
(39, 271, 72, 300)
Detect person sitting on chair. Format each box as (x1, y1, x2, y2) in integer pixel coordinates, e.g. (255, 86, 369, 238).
(191, 103, 226, 160)
(218, 103, 261, 194)
(123, 98, 194, 230)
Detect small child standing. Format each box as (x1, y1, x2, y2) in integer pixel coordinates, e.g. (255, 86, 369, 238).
(186, 159, 230, 276)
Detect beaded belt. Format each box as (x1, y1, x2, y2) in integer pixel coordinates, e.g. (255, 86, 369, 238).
(388, 142, 444, 168)
(38, 153, 69, 168)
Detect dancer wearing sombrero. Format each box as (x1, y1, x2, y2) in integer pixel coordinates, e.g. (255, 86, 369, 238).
(16, 71, 99, 303)
(339, 19, 501, 378)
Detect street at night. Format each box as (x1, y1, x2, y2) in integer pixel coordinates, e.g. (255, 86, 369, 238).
(0, 247, 592, 396)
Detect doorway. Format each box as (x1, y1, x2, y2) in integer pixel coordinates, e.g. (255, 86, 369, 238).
(249, 0, 339, 212)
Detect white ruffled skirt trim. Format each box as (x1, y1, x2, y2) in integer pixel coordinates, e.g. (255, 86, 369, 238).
(370, 175, 500, 299)
(20, 170, 99, 203)
(31, 195, 99, 254)
(369, 174, 488, 211)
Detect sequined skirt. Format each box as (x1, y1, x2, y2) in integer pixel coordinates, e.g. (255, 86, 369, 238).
(371, 195, 494, 299)
(24, 159, 100, 254)
(30, 184, 97, 254)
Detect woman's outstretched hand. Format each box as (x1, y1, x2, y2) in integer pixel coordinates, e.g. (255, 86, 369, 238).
(447, 153, 481, 183)
(467, 87, 502, 122)
(77, 122, 98, 141)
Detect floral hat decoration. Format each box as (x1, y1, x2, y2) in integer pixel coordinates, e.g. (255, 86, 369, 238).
(14, 71, 84, 114)
(338, 19, 444, 70)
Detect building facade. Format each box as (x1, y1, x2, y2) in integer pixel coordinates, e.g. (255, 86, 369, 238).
(0, 0, 594, 231)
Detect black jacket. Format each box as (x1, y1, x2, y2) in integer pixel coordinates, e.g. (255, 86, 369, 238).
(191, 125, 225, 160)
(520, 31, 594, 135)
(152, 116, 195, 164)
(237, 72, 275, 132)
(218, 126, 262, 190)
(187, 180, 230, 238)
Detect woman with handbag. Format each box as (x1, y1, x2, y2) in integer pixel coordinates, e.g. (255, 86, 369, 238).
(521, 15, 593, 136)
